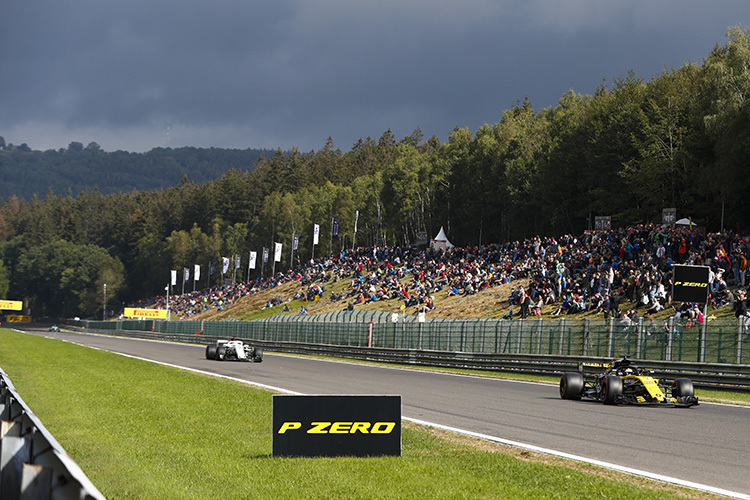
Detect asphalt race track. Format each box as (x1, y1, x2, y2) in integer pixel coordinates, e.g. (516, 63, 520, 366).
(15, 327, 750, 498)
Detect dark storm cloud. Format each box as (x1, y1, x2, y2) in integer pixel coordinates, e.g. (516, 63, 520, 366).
(1, 1, 749, 152)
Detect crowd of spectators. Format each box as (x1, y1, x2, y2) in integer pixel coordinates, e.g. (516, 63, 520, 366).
(130, 223, 750, 322)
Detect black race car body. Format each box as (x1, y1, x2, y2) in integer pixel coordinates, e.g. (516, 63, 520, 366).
(205, 339, 263, 362)
(560, 357, 699, 407)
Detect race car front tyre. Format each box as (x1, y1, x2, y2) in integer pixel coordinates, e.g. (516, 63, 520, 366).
(672, 378, 694, 398)
(206, 344, 217, 360)
(253, 347, 264, 363)
(602, 375, 623, 405)
(217, 345, 227, 361)
(560, 372, 584, 399)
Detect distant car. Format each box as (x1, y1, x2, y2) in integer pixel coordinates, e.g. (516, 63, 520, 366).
(205, 339, 263, 363)
(559, 356, 699, 407)
(49, 325, 60, 332)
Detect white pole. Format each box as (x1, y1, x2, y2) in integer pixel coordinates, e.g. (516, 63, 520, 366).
(165, 284, 170, 321)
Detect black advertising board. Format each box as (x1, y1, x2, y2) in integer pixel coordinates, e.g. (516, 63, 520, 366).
(272, 395, 401, 457)
(672, 265, 710, 303)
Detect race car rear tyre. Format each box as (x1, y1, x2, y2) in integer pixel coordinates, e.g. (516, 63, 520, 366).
(252, 347, 263, 363)
(560, 372, 584, 399)
(206, 344, 217, 360)
(217, 345, 227, 361)
(672, 378, 694, 398)
(602, 375, 623, 405)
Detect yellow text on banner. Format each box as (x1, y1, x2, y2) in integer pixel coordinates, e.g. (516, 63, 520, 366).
(124, 307, 168, 319)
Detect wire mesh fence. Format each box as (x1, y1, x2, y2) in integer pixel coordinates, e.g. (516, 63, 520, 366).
(69, 313, 750, 364)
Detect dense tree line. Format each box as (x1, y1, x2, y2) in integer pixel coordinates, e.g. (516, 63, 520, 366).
(0, 141, 274, 200)
(2, 27, 750, 318)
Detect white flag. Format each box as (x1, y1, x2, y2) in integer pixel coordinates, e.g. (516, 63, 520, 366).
(222, 257, 230, 274)
(171, 270, 177, 286)
(354, 210, 359, 233)
(313, 224, 320, 245)
(248, 251, 257, 270)
(274, 242, 283, 262)
(194, 264, 200, 281)
(235, 254, 241, 269)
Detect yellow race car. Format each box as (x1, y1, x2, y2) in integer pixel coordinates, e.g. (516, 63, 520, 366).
(559, 357, 699, 407)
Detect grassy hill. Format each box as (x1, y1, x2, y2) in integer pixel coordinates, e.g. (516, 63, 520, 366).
(186, 274, 736, 323)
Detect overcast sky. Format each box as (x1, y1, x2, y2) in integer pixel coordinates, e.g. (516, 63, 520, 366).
(1, 1, 748, 154)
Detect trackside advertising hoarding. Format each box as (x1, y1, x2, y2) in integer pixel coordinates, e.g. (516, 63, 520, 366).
(0, 300, 23, 310)
(123, 307, 168, 319)
(6, 315, 31, 323)
(273, 395, 401, 457)
(672, 265, 710, 303)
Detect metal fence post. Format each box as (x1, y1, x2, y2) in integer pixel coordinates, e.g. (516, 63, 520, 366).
(636, 317, 643, 359)
(516, 321, 523, 354)
(558, 318, 565, 356)
(536, 319, 543, 355)
(666, 317, 674, 361)
(738, 318, 746, 365)
(494, 320, 500, 354)
(582, 318, 589, 357)
(700, 304, 707, 363)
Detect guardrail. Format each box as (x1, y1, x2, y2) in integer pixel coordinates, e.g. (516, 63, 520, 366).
(65, 326, 750, 393)
(0, 368, 105, 500)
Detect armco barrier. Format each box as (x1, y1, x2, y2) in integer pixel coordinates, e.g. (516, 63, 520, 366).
(0, 369, 105, 500)
(64, 324, 750, 393)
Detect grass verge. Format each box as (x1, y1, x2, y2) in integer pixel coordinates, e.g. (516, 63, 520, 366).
(0, 329, 725, 500)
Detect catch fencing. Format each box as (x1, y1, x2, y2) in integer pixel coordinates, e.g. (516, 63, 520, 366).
(70, 311, 750, 365)
(0, 369, 105, 500)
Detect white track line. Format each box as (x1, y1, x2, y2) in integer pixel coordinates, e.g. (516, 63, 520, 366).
(57, 337, 749, 500)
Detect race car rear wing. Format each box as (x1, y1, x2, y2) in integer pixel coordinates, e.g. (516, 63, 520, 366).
(578, 362, 609, 373)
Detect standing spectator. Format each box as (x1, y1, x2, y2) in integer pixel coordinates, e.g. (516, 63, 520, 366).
(731, 251, 742, 287)
(734, 289, 748, 320)
(739, 252, 748, 288)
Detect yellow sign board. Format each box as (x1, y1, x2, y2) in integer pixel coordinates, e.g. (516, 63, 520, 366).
(0, 300, 23, 311)
(6, 315, 31, 323)
(124, 307, 168, 319)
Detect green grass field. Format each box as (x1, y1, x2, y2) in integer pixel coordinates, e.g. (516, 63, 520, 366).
(0, 330, 725, 499)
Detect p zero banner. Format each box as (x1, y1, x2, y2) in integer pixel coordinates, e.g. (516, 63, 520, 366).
(272, 395, 401, 457)
(123, 308, 168, 319)
(0, 300, 23, 311)
(6, 315, 31, 323)
(672, 265, 710, 303)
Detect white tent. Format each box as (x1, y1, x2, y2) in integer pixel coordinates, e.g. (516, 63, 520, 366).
(430, 226, 454, 251)
(675, 218, 693, 226)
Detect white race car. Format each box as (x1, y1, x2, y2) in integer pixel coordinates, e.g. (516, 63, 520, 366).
(205, 339, 263, 362)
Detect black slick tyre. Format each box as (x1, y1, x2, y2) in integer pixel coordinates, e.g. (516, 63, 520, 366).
(217, 345, 227, 361)
(252, 347, 264, 363)
(602, 375, 623, 405)
(673, 378, 694, 397)
(560, 372, 584, 400)
(206, 344, 217, 360)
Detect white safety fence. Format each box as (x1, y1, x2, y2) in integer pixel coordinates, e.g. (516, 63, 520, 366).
(0, 368, 105, 500)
